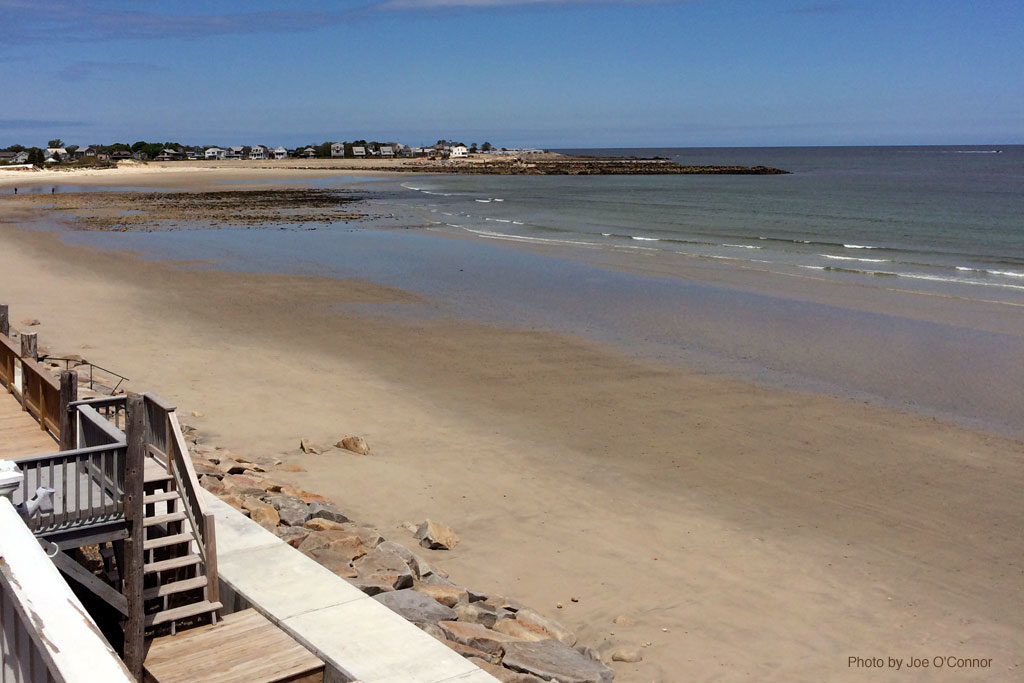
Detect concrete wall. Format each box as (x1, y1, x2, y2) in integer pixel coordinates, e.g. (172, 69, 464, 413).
(202, 492, 499, 683)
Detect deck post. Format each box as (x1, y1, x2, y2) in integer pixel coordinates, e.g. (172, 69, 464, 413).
(20, 331, 37, 361)
(0, 304, 8, 336)
(122, 393, 146, 680)
(59, 370, 78, 451)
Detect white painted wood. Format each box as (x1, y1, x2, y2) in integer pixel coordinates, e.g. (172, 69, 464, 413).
(0, 497, 134, 682)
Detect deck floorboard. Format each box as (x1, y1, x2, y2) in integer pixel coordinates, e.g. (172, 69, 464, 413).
(0, 390, 57, 459)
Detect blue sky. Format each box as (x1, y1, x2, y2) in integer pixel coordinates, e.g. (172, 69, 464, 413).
(0, 0, 1020, 148)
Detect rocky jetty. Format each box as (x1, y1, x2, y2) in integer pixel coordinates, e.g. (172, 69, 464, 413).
(183, 430, 619, 683)
(286, 157, 788, 176)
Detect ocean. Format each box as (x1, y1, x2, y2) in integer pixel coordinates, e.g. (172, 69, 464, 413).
(386, 145, 1024, 305)
(49, 145, 1024, 437)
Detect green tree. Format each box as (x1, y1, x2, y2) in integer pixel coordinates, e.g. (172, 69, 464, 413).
(47, 139, 64, 148)
(131, 140, 149, 153)
(481, 142, 492, 152)
(315, 142, 332, 158)
(470, 143, 478, 153)
(27, 148, 45, 166)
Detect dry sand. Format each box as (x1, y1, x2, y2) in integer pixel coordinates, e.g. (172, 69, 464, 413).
(0, 167, 1020, 681)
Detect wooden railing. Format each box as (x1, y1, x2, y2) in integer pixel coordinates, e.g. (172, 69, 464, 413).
(0, 330, 16, 390)
(19, 357, 61, 439)
(0, 497, 135, 683)
(0, 323, 67, 443)
(14, 403, 128, 536)
(141, 393, 218, 601)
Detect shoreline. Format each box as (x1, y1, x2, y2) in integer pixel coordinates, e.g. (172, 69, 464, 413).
(1, 169, 1021, 680)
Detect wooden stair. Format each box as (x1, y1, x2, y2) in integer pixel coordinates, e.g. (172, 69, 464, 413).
(142, 455, 221, 635)
(143, 608, 324, 683)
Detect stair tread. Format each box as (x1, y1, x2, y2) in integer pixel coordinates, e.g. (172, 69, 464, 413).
(143, 575, 207, 600)
(144, 533, 194, 551)
(144, 553, 201, 573)
(144, 491, 180, 504)
(144, 511, 186, 527)
(144, 469, 173, 483)
(144, 600, 221, 627)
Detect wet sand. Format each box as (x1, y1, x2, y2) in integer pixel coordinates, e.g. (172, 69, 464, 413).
(0, 169, 1021, 681)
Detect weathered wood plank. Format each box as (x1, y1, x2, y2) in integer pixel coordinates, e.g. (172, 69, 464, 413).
(122, 393, 146, 680)
(144, 609, 324, 683)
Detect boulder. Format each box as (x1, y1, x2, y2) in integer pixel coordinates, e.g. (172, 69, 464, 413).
(516, 608, 576, 646)
(467, 658, 545, 683)
(336, 435, 370, 455)
(299, 439, 324, 454)
(280, 486, 326, 503)
(373, 589, 457, 624)
(274, 526, 310, 548)
(267, 495, 310, 527)
(351, 547, 414, 593)
(241, 498, 280, 528)
(220, 473, 267, 497)
(437, 620, 525, 655)
(492, 619, 549, 642)
(502, 640, 614, 683)
(417, 622, 447, 641)
(199, 475, 225, 495)
(307, 500, 349, 524)
(412, 583, 467, 608)
(455, 602, 510, 629)
(192, 460, 226, 479)
(415, 519, 458, 550)
(444, 640, 494, 661)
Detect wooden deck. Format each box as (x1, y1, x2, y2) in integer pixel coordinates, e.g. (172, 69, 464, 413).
(0, 388, 57, 459)
(143, 608, 324, 683)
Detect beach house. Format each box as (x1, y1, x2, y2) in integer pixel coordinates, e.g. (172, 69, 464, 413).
(249, 145, 267, 160)
(379, 145, 395, 158)
(330, 142, 345, 158)
(272, 146, 288, 159)
(450, 144, 469, 158)
(154, 148, 184, 161)
(352, 146, 366, 158)
(301, 146, 317, 158)
(205, 147, 227, 160)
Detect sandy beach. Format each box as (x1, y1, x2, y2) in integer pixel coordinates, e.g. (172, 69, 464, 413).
(0, 165, 1021, 681)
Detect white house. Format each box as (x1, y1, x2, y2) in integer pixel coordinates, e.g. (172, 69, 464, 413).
(301, 146, 317, 158)
(449, 144, 468, 158)
(205, 147, 226, 160)
(44, 147, 68, 162)
(351, 146, 366, 158)
(14, 151, 29, 163)
(330, 143, 345, 158)
(225, 146, 245, 160)
(249, 145, 267, 160)
(272, 146, 288, 159)
(379, 145, 395, 157)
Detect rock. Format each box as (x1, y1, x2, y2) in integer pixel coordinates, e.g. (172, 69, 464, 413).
(377, 541, 420, 574)
(299, 439, 325, 454)
(199, 475, 225, 495)
(417, 622, 447, 641)
(241, 497, 280, 528)
(502, 640, 614, 683)
(415, 519, 458, 550)
(400, 520, 419, 534)
(217, 460, 250, 475)
(267, 495, 310, 527)
(307, 500, 349, 524)
(219, 494, 247, 513)
(280, 485, 326, 503)
(492, 619, 549, 642)
(192, 460, 226, 479)
(420, 572, 457, 587)
(352, 547, 414, 593)
(610, 646, 643, 663)
(455, 602, 509, 629)
(278, 463, 306, 473)
(274, 526, 310, 548)
(445, 640, 494, 661)
(467, 658, 545, 683)
(485, 595, 523, 612)
(304, 517, 347, 532)
(191, 410, 203, 418)
(220, 473, 267, 497)
(21, 318, 40, 326)
(373, 589, 457, 624)
(437, 620, 525, 655)
(611, 615, 635, 627)
(412, 583, 467, 608)
(336, 435, 370, 455)
(516, 608, 577, 646)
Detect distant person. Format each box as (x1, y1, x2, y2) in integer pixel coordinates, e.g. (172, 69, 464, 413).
(13, 188, 16, 194)
(51, 187, 55, 194)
